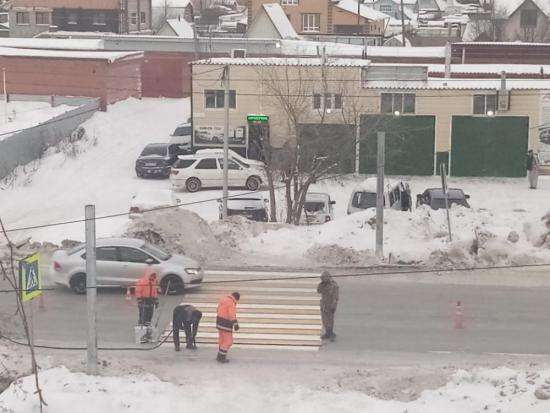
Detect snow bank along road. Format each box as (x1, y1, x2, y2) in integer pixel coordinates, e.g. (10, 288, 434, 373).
(4, 267, 550, 355)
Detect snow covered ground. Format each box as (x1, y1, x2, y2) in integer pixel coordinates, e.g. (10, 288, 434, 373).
(0, 100, 74, 141)
(1, 97, 549, 268)
(3, 364, 550, 412)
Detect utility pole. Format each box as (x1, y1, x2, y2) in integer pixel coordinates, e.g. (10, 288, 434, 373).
(376, 131, 385, 259)
(3, 68, 7, 123)
(85, 204, 98, 375)
(400, 0, 406, 46)
(355, 119, 360, 175)
(222, 65, 230, 219)
(357, 0, 361, 36)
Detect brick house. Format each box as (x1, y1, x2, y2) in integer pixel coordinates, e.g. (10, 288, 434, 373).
(8, 0, 153, 37)
(246, 0, 388, 36)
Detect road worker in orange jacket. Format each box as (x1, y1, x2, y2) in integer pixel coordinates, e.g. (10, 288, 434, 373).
(135, 270, 159, 343)
(216, 292, 240, 363)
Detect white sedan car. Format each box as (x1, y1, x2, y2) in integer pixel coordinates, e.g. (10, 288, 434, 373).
(170, 153, 266, 192)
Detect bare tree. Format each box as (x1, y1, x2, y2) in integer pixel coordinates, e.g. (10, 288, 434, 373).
(0, 219, 46, 412)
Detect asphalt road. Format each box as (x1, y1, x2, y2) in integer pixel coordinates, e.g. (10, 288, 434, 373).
(2, 267, 550, 355)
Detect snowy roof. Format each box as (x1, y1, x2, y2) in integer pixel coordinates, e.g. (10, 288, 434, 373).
(193, 57, 371, 67)
(334, 0, 392, 21)
(455, 41, 550, 47)
(164, 18, 195, 38)
(0, 47, 142, 62)
(497, 0, 550, 18)
(0, 38, 105, 51)
(365, 45, 445, 58)
(363, 78, 550, 90)
(426, 63, 550, 75)
(262, 3, 299, 40)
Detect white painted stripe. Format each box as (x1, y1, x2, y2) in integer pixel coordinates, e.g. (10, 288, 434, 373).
(194, 332, 321, 341)
(199, 322, 321, 330)
(200, 312, 321, 320)
(205, 270, 320, 277)
(179, 302, 320, 310)
(160, 342, 319, 351)
(185, 294, 319, 301)
(198, 285, 318, 293)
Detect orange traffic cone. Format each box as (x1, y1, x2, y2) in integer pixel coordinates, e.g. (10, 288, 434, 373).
(125, 287, 132, 302)
(454, 300, 464, 329)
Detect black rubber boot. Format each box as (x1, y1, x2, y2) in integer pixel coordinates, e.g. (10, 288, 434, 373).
(216, 353, 229, 363)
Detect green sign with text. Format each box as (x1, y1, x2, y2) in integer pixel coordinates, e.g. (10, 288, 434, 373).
(247, 114, 269, 123)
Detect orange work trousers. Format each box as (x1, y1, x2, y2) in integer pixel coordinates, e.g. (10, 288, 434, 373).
(218, 329, 234, 352)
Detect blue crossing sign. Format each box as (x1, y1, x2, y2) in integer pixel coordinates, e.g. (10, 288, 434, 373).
(19, 253, 42, 302)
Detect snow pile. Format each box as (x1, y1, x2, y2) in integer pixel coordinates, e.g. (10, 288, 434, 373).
(124, 208, 234, 265)
(4, 366, 550, 412)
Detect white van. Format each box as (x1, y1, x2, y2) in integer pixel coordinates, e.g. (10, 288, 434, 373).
(301, 192, 335, 225)
(347, 179, 409, 215)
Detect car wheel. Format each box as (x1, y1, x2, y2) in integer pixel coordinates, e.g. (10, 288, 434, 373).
(160, 275, 184, 295)
(186, 177, 201, 192)
(70, 273, 86, 294)
(246, 176, 261, 191)
(136, 170, 143, 178)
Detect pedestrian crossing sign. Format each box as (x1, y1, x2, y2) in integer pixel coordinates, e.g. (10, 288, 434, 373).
(19, 253, 41, 302)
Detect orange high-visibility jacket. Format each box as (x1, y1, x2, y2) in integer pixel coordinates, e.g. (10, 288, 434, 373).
(135, 274, 158, 299)
(216, 295, 237, 331)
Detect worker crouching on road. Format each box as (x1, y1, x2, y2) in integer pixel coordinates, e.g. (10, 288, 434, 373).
(317, 270, 339, 341)
(216, 292, 240, 363)
(135, 271, 159, 343)
(173, 304, 203, 351)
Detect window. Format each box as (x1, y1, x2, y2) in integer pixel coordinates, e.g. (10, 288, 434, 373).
(67, 12, 77, 24)
(380, 4, 393, 13)
(473, 94, 497, 115)
(204, 89, 236, 108)
(313, 93, 321, 109)
(16, 12, 30, 25)
(231, 49, 246, 58)
(119, 247, 151, 264)
(218, 158, 241, 170)
(324, 93, 332, 109)
(140, 11, 146, 24)
(131, 12, 137, 25)
(334, 94, 342, 109)
(380, 93, 415, 114)
(96, 247, 118, 262)
(93, 12, 106, 25)
(301, 13, 320, 32)
(313, 93, 343, 110)
(281, 0, 298, 4)
(195, 158, 218, 169)
(35, 12, 50, 25)
(173, 159, 196, 169)
(520, 9, 538, 28)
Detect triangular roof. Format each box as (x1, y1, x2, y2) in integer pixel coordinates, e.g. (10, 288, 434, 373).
(497, 0, 550, 18)
(261, 3, 299, 39)
(163, 18, 195, 38)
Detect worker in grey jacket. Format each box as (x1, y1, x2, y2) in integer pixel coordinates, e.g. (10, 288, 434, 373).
(317, 270, 339, 341)
(173, 304, 202, 351)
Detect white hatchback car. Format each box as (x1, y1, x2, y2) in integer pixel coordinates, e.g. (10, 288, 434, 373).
(170, 153, 266, 192)
(129, 189, 181, 218)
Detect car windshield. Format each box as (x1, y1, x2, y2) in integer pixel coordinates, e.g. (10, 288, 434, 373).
(141, 242, 172, 261)
(173, 159, 196, 169)
(173, 125, 192, 136)
(140, 145, 168, 157)
(67, 244, 85, 255)
(304, 201, 326, 213)
(352, 191, 377, 209)
(232, 157, 250, 169)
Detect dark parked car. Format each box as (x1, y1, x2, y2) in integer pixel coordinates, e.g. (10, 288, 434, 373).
(416, 188, 470, 210)
(135, 143, 185, 178)
(218, 197, 269, 222)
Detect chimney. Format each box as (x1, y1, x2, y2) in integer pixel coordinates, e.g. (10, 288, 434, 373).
(444, 42, 451, 78)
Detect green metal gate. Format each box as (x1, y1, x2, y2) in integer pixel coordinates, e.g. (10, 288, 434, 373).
(359, 115, 436, 175)
(450, 116, 529, 177)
